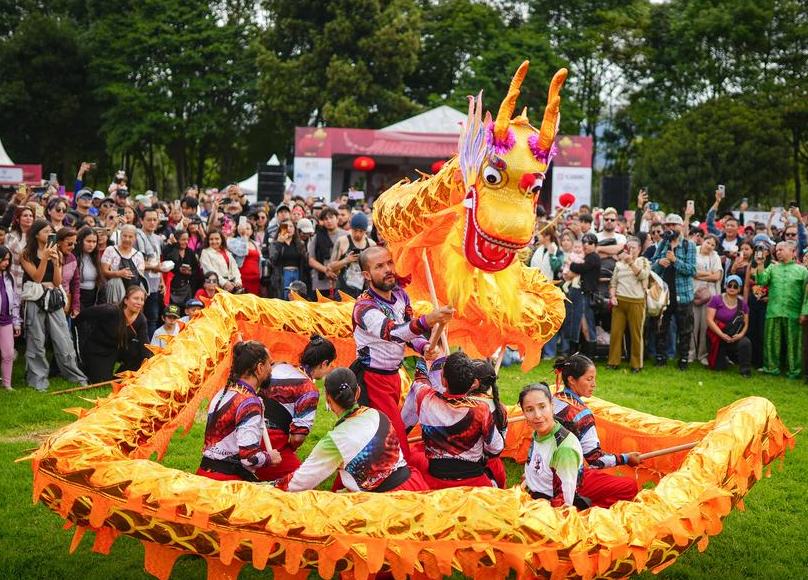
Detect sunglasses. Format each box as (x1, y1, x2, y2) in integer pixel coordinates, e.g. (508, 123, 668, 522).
(785, 232, 797, 237)
(205, 278, 218, 283)
(53, 207, 66, 213)
(727, 282, 740, 289)
(603, 217, 616, 222)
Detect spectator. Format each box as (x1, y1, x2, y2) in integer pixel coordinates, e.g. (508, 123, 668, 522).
(607, 237, 649, 372)
(181, 298, 204, 323)
(266, 204, 291, 240)
(251, 210, 268, 247)
(557, 231, 580, 356)
(596, 207, 626, 258)
(194, 271, 219, 306)
(291, 204, 307, 225)
(651, 213, 696, 370)
(690, 235, 723, 365)
(754, 241, 808, 378)
(530, 224, 564, 356)
(186, 216, 206, 254)
(336, 204, 352, 231)
(56, 227, 80, 320)
(164, 230, 200, 306)
(308, 207, 347, 299)
(746, 241, 772, 368)
(100, 224, 146, 304)
(330, 212, 376, 298)
(0, 246, 21, 390)
(77, 285, 151, 383)
(138, 208, 164, 337)
(706, 275, 751, 377)
(74, 226, 103, 309)
(20, 220, 87, 390)
(150, 304, 184, 349)
(7, 206, 34, 292)
(45, 198, 69, 233)
(728, 240, 753, 283)
(566, 232, 601, 357)
(578, 213, 593, 237)
(268, 220, 309, 300)
(706, 191, 740, 255)
(95, 227, 110, 256)
(228, 220, 261, 295)
(199, 230, 242, 293)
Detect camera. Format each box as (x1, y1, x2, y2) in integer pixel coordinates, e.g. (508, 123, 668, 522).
(661, 230, 676, 241)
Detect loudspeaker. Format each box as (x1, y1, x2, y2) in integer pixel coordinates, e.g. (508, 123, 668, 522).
(257, 164, 286, 204)
(601, 175, 630, 213)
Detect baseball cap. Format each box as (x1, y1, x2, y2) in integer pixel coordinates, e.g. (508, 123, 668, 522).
(164, 304, 181, 318)
(725, 274, 743, 287)
(92, 191, 106, 201)
(297, 218, 315, 234)
(77, 188, 93, 199)
(350, 212, 369, 231)
(664, 213, 684, 225)
(184, 298, 204, 309)
(276, 204, 291, 214)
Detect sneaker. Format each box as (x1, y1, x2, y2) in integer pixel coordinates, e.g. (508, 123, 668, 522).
(678, 360, 688, 371)
(631, 368, 641, 374)
(655, 358, 667, 367)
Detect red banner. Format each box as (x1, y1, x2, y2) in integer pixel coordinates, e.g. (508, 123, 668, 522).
(0, 164, 43, 185)
(295, 127, 458, 159)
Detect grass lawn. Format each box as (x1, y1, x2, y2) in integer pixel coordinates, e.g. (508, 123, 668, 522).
(0, 359, 805, 579)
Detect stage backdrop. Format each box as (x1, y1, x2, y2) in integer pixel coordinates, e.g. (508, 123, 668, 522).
(550, 136, 593, 210)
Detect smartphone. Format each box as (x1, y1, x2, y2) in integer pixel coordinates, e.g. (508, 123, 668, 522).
(49, 172, 57, 185)
(717, 185, 725, 198)
(788, 201, 798, 209)
(686, 200, 694, 213)
(238, 216, 248, 228)
(47, 234, 56, 246)
(117, 207, 125, 217)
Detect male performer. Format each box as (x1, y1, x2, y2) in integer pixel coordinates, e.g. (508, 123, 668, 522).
(352, 246, 453, 457)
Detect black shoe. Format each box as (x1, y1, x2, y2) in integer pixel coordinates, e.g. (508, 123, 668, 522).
(678, 360, 688, 371)
(631, 367, 641, 374)
(606, 364, 619, 370)
(741, 369, 752, 378)
(655, 358, 667, 367)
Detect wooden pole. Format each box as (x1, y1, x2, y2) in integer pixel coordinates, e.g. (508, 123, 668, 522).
(262, 424, 274, 453)
(494, 346, 507, 375)
(421, 249, 450, 354)
(49, 379, 117, 396)
(426, 321, 445, 355)
(637, 441, 697, 461)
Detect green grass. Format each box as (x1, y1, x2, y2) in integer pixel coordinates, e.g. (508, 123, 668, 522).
(0, 360, 805, 579)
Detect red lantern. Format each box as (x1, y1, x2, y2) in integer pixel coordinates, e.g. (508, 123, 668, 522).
(353, 156, 376, 172)
(431, 159, 447, 174)
(559, 192, 576, 207)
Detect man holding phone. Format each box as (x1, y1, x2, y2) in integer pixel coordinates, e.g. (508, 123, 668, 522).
(706, 188, 740, 256)
(330, 212, 376, 298)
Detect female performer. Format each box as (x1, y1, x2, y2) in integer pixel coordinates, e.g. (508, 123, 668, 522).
(255, 335, 337, 481)
(276, 368, 428, 492)
(196, 340, 281, 481)
(519, 383, 584, 508)
(553, 354, 641, 507)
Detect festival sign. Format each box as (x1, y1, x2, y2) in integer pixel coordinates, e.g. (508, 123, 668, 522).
(0, 164, 43, 185)
(551, 135, 593, 210)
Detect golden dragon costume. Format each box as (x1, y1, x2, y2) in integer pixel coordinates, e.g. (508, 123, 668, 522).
(27, 63, 794, 580)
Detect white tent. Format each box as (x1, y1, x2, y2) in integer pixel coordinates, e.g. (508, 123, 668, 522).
(0, 137, 14, 165)
(380, 105, 465, 134)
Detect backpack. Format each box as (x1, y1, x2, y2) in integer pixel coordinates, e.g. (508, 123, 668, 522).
(645, 270, 669, 318)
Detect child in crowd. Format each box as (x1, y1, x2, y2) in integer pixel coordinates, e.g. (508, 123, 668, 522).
(561, 239, 583, 292)
(194, 271, 219, 306)
(181, 298, 204, 323)
(150, 304, 184, 349)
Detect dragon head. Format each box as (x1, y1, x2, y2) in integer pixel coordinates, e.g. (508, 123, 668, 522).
(459, 62, 567, 272)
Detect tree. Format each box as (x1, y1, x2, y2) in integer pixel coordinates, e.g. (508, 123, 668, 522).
(256, 0, 422, 155)
(633, 97, 792, 212)
(0, 13, 104, 179)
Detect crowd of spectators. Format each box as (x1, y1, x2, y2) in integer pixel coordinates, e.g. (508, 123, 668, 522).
(0, 162, 806, 391)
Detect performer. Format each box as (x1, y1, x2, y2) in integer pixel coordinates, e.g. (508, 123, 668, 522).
(196, 340, 281, 481)
(553, 354, 641, 507)
(468, 358, 509, 488)
(352, 246, 453, 458)
(255, 335, 336, 481)
(401, 351, 505, 489)
(276, 368, 429, 492)
(753, 241, 808, 378)
(519, 383, 584, 508)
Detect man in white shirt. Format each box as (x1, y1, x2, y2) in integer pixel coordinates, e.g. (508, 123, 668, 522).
(596, 207, 626, 257)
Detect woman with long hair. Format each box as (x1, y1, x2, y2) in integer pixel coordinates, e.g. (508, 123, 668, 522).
(56, 227, 80, 319)
(276, 367, 429, 492)
(228, 220, 261, 295)
(690, 234, 723, 365)
(7, 205, 35, 292)
(196, 340, 282, 481)
(95, 227, 110, 257)
(268, 220, 310, 299)
(607, 237, 650, 372)
(552, 354, 640, 507)
(163, 230, 200, 307)
(76, 285, 151, 383)
(199, 230, 241, 292)
(746, 241, 772, 368)
(20, 219, 87, 390)
(0, 246, 21, 390)
(518, 383, 584, 508)
(45, 198, 69, 233)
(255, 334, 337, 481)
(186, 217, 206, 255)
(74, 227, 104, 309)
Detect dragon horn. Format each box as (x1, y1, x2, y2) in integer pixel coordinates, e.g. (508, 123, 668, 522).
(538, 68, 568, 152)
(493, 60, 529, 140)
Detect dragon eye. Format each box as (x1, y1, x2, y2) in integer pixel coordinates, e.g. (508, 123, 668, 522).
(483, 166, 503, 185)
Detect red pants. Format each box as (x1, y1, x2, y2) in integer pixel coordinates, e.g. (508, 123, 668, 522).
(390, 468, 429, 491)
(363, 369, 410, 460)
(254, 429, 301, 482)
(408, 443, 505, 488)
(195, 467, 242, 481)
(422, 470, 495, 490)
(579, 468, 638, 508)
